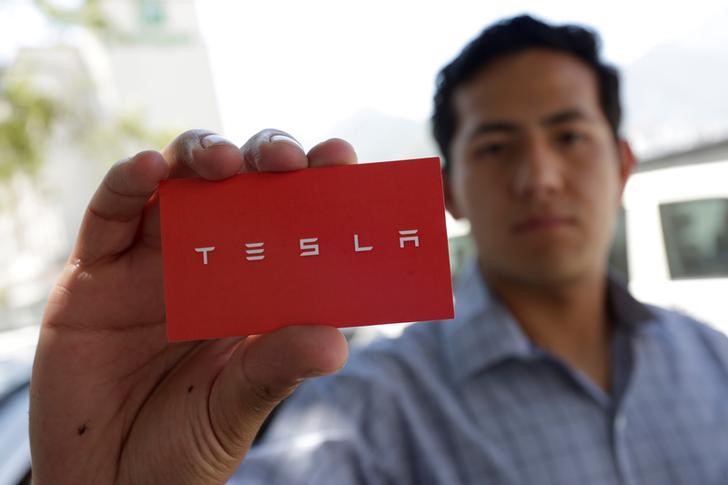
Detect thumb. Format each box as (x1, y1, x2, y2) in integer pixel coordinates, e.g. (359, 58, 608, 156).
(208, 325, 348, 458)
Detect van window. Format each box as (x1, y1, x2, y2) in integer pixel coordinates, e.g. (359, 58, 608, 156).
(660, 198, 728, 279)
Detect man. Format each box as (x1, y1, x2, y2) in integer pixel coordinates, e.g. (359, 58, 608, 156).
(30, 15, 728, 485)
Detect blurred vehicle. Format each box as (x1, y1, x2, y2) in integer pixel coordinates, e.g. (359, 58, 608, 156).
(0, 326, 36, 485)
(614, 142, 728, 334)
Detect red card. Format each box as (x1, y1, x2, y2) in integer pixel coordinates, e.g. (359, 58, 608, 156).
(159, 157, 454, 341)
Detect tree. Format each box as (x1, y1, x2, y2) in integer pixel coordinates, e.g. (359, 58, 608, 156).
(0, 79, 58, 184)
(0, 0, 174, 319)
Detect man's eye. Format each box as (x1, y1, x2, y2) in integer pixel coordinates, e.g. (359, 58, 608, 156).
(558, 131, 586, 145)
(474, 143, 506, 158)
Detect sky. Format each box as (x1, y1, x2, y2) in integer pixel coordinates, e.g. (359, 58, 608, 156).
(1, 0, 726, 149)
(194, 0, 728, 148)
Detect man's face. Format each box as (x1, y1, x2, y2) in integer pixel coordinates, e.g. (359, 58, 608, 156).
(447, 48, 633, 287)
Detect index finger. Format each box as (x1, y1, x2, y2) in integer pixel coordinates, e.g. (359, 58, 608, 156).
(73, 150, 169, 266)
(162, 129, 246, 180)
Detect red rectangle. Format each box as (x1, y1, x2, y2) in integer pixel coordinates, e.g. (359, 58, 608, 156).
(159, 157, 454, 341)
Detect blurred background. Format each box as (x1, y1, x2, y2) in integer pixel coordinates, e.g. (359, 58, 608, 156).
(1, 0, 728, 336)
(3, 0, 727, 334)
(1, 1, 727, 482)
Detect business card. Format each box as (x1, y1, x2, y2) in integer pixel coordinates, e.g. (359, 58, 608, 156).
(160, 157, 454, 341)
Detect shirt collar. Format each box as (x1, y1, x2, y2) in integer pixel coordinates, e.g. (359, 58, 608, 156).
(444, 261, 537, 383)
(444, 260, 657, 383)
(605, 269, 656, 332)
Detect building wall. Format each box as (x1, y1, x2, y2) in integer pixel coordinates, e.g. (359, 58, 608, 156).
(101, 0, 222, 132)
(0, 0, 223, 327)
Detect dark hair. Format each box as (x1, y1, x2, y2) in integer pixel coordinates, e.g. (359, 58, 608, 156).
(432, 15, 622, 174)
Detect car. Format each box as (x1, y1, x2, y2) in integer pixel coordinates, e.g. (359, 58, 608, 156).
(0, 325, 36, 485)
(619, 154, 728, 334)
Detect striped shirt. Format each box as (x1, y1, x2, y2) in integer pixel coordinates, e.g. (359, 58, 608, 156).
(232, 261, 728, 484)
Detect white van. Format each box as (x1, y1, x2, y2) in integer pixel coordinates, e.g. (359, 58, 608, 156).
(617, 149, 728, 334)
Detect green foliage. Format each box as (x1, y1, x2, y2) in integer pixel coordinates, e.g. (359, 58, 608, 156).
(33, 0, 109, 31)
(1, 0, 177, 186)
(0, 75, 174, 188)
(81, 108, 178, 164)
(0, 80, 60, 182)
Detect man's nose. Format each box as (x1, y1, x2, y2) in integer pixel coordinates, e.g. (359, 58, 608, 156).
(512, 139, 564, 198)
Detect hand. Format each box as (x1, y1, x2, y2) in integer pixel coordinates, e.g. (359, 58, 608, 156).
(29, 129, 356, 484)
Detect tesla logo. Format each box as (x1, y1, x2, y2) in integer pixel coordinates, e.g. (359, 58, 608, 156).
(160, 157, 455, 341)
(194, 229, 420, 265)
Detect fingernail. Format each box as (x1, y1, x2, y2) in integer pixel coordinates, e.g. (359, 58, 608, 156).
(269, 134, 304, 150)
(200, 134, 235, 149)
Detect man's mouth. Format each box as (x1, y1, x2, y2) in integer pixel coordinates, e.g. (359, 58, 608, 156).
(512, 215, 577, 233)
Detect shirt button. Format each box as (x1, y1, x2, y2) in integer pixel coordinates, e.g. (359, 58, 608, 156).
(615, 415, 628, 432)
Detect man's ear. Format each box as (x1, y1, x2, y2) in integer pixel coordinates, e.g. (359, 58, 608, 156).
(617, 139, 637, 198)
(443, 173, 463, 220)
